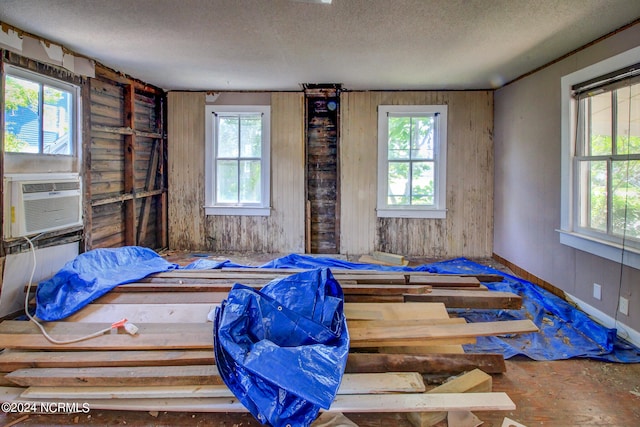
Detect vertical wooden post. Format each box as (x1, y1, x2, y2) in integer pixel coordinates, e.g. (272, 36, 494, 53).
(156, 94, 168, 248)
(123, 84, 137, 246)
(81, 78, 93, 252)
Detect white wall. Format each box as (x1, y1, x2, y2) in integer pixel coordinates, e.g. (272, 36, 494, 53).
(494, 23, 640, 340)
(0, 242, 78, 318)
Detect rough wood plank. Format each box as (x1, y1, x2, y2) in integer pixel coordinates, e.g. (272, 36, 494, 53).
(407, 369, 493, 427)
(405, 289, 522, 309)
(408, 276, 481, 287)
(20, 372, 426, 398)
(6, 391, 514, 413)
(349, 319, 538, 348)
(0, 318, 534, 351)
(0, 349, 215, 372)
(345, 303, 448, 320)
(6, 365, 225, 387)
(346, 353, 506, 375)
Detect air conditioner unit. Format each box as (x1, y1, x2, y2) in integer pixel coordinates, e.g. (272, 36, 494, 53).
(4, 173, 83, 238)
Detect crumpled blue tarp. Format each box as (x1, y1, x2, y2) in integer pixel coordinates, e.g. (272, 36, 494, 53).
(36, 246, 177, 321)
(423, 257, 640, 363)
(213, 268, 349, 427)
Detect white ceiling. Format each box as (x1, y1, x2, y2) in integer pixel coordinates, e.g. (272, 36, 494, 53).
(1, 0, 639, 91)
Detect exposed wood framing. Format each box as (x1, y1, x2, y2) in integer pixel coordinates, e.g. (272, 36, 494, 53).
(86, 65, 167, 250)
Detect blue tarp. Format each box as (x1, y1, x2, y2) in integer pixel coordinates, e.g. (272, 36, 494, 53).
(35, 246, 178, 321)
(214, 268, 349, 427)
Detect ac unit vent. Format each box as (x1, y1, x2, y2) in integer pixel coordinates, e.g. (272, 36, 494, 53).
(22, 181, 80, 194)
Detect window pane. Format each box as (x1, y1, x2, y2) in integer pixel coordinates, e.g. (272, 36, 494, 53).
(218, 116, 239, 157)
(239, 160, 261, 203)
(4, 75, 40, 153)
(612, 160, 640, 239)
(411, 162, 434, 205)
(388, 117, 410, 160)
(43, 85, 72, 155)
(216, 160, 238, 203)
(589, 93, 612, 156)
(616, 84, 640, 155)
(387, 161, 409, 205)
(240, 115, 261, 158)
(578, 160, 607, 232)
(411, 117, 434, 160)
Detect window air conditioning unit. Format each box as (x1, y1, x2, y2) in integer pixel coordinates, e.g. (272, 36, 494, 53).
(4, 173, 83, 238)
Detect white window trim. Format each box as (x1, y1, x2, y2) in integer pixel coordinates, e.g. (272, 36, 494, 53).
(4, 64, 80, 157)
(559, 45, 640, 269)
(204, 105, 271, 216)
(377, 105, 447, 219)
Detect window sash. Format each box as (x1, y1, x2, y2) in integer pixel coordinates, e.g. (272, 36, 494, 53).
(3, 66, 77, 156)
(204, 105, 271, 216)
(377, 105, 447, 219)
(573, 78, 640, 245)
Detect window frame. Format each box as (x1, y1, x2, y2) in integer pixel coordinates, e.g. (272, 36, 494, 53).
(204, 105, 271, 216)
(3, 64, 79, 157)
(377, 104, 448, 219)
(560, 46, 640, 269)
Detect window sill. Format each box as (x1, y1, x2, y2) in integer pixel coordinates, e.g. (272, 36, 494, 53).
(377, 208, 447, 219)
(557, 229, 640, 270)
(205, 206, 271, 217)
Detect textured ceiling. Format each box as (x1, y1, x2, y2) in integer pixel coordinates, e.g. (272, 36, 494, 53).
(1, 0, 639, 91)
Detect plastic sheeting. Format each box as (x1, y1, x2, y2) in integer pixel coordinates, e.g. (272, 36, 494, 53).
(36, 246, 177, 321)
(213, 268, 349, 427)
(423, 257, 640, 363)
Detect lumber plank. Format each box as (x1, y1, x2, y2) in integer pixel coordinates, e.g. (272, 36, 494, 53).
(345, 353, 506, 374)
(408, 276, 481, 287)
(62, 302, 451, 324)
(7, 391, 515, 413)
(349, 319, 538, 347)
(407, 368, 493, 427)
(345, 302, 448, 320)
(113, 282, 429, 295)
(6, 365, 225, 387)
(405, 289, 522, 309)
(20, 372, 426, 398)
(0, 349, 215, 372)
(377, 345, 466, 354)
(0, 318, 537, 351)
(0, 321, 213, 350)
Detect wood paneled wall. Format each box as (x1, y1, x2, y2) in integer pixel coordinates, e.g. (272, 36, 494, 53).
(167, 92, 305, 253)
(168, 90, 492, 257)
(340, 91, 494, 258)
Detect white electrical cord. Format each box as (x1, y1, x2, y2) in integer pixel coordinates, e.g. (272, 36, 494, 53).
(23, 236, 137, 344)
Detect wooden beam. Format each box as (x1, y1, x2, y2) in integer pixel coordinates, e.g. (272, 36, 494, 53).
(20, 372, 425, 398)
(345, 353, 506, 374)
(405, 289, 522, 309)
(123, 83, 137, 246)
(6, 365, 225, 387)
(137, 139, 160, 244)
(0, 319, 537, 351)
(0, 349, 215, 372)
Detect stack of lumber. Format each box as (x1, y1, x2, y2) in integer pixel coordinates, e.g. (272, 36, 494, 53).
(0, 268, 537, 420)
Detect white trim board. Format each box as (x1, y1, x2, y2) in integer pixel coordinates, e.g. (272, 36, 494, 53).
(565, 293, 640, 348)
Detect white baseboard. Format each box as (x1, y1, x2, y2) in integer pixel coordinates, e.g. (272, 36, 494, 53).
(565, 293, 640, 349)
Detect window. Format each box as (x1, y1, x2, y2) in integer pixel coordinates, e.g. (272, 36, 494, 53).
(560, 46, 640, 268)
(3, 66, 77, 155)
(205, 105, 271, 216)
(377, 105, 447, 218)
